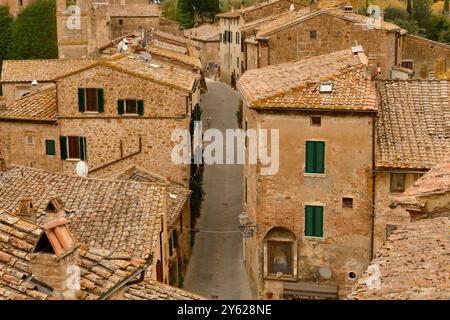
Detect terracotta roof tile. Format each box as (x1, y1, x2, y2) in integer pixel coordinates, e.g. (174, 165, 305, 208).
(0, 85, 56, 122)
(0, 166, 165, 260)
(146, 45, 202, 69)
(238, 48, 377, 111)
(348, 217, 450, 300)
(125, 277, 204, 300)
(1, 59, 97, 83)
(375, 80, 450, 169)
(184, 24, 220, 42)
(114, 167, 191, 227)
(0, 209, 148, 300)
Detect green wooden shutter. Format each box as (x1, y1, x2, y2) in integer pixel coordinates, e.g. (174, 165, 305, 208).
(118, 99, 124, 115)
(305, 141, 315, 173)
(315, 206, 323, 237)
(80, 137, 87, 161)
(137, 99, 144, 116)
(316, 141, 325, 174)
(97, 88, 104, 113)
(305, 206, 315, 236)
(78, 88, 85, 113)
(45, 140, 56, 156)
(306, 141, 325, 173)
(59, 136, 67, 160)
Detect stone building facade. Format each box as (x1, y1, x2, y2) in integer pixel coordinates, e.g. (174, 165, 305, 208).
(56, 0, 180, 59)
(238, 48, 377, 299)
(184, 24, 220, 78)
(0, 54, 201, 186)
(216, 0, 305, 84)
(241, 4, 450, 80)
(238, 47, 450, 299)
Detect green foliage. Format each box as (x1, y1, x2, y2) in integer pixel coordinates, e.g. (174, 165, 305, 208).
(236, 99, 243, 129)
(178, 271, 184, 288)
(8, 0, 58, 59)
(0, 6, 12, 62)
(190, 167, 204, 219)
(384, 2, 450, 43)
(163, 0, 220, 28)
(444, 0, 449, 15)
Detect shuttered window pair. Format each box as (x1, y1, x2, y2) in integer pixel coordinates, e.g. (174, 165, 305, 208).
(117, 99, 144, 116)
(78, 88, 104, 113)
(60, 136, 87, 161)
(305, 205, 323, 237)
(305, 141, 325, 174)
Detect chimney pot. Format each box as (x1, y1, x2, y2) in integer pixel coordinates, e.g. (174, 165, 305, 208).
(18, 198, 37, 224)
(0, 153, 7, 172)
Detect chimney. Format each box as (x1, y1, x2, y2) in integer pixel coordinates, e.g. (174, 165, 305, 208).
(17, 198, 37, 224)
(43, 196, 66, 223)
(310, 0, 318, 12)
(30, 214, 80, 299)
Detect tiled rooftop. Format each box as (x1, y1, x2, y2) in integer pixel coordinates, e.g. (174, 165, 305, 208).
(396, 160, 450, 210)
(114, 166, 191, 227)
(104, 54, 200, 92)
(125, 279, 203, 300)
(184, 24, 220, 42)
(0, 85, 56, 122)
(0, 166, 166, 260)
(0, 209, 147, 300)
(348, 217, 450, 300)
(146, 45, 202, 69)
(1, 59, 97, 83)
(238, 48, 377, 111)
(217, 0, 306, 18)
(376, 80, 450, 169)
(155, 30, 188, 46)
(255, 6, 401, 39)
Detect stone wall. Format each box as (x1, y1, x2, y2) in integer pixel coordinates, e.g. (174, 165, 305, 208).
(219, 16, 244, 84)
(401, 34, 450, 78)
(243, 107, 375, 299)
(110, 16, 160, 39)
(1, 82, 53, 102)
(242, 0, 297, 23)
(260, 13, 397, 78)
(55, 64, 192, 184)
(0, 121, 61, 171)
(192, 40, 220, 77)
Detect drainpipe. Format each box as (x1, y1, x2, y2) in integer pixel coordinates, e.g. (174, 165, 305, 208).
(370, 114, 376, 260)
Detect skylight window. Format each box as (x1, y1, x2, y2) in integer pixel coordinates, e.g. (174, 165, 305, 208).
(319, 83, 333, 93)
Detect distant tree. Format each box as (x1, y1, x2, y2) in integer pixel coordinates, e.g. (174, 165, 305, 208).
(8, 0, 57, 59)
(407, 0, 413, 17)
(0, 6, 12, 62)
(413, 0, 433, 35)
(443, 0, 449, 15)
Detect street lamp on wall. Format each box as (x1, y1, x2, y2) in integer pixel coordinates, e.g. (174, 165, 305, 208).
(238, 211, 258, 238)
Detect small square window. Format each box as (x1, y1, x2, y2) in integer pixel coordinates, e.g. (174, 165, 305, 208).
(390, 173, 406, 193)
(26, 136, 34, 145)
(343, 197, 353, 208)
(386, 224, 398, 238)
(125, 99, 137, 114)
(310, 30, 317, 40)
(119, 19, 123, 25)
(311, 116, 321, 126)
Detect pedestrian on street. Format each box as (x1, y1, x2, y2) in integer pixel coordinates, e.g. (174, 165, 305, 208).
(206, 115, 212, 128)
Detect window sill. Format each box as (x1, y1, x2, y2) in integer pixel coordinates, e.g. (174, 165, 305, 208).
(303, 172, 326, 178)
(303, 235, 325, 241)
(83, 111, 99, 114)
(65, 158, 81, 162)
(122, 114, 140, 117)
(264, 275, 297, 282)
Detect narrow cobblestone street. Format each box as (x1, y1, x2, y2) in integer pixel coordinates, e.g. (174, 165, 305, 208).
(184, 80, 252, 300)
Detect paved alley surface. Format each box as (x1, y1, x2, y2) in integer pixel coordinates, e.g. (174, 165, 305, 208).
(184, 80, 253, 300)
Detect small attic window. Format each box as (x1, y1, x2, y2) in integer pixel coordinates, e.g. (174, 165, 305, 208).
(319, 83, 333, 93)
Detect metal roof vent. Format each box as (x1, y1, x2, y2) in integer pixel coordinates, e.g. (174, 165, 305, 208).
(351, 45, 364, 53)
(140, 52, 152, 63)
(319, 82, 333, 93)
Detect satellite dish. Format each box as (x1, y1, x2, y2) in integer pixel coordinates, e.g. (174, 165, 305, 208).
(116, 40, 129, 53)
(318, 267, 332, 280)
(288, 4, 295, 12)
(76, 161, 89, 178)
(140, 52, 152, 63)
